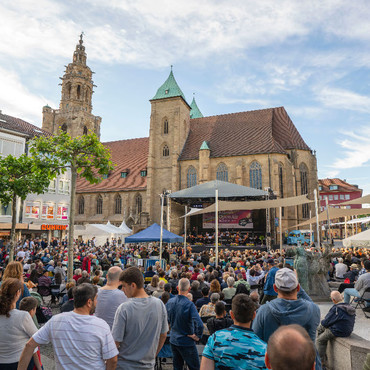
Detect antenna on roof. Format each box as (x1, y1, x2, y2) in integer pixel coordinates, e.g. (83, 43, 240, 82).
(171, 65, 173, 71)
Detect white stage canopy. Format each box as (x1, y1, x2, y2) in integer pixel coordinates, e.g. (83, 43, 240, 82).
(343, 229, 370, 248)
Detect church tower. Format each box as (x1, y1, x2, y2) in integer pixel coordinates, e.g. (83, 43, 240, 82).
(146, 68, 191, 229)
(42, 34, 102, 139)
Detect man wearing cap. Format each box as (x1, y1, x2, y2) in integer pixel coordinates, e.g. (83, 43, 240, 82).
(261, 259, 278, 304)
(252, 268, 321, 370)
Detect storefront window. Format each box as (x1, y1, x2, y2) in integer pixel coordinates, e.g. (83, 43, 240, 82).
(41, 203, 55, 220)
(57, 204, 68, 220)
(25, 202, 40, 219)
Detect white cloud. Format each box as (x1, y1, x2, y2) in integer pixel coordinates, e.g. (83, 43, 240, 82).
(316, 87, 370, 113)
(331, 126, 370, 170)
(0, 67, 54, 124)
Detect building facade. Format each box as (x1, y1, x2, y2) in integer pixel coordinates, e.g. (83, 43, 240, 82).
(0, 112, 71, 241)
(42, 38, 318, 236)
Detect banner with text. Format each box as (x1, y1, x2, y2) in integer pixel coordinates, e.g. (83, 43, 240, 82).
(203, 210, 253, 229)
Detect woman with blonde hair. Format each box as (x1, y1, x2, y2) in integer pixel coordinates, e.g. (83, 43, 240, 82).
(1, 262, 30, 309)
(146, 275, 160, 294)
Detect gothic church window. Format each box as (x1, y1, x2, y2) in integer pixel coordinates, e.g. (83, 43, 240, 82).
(300, 163, 309, 218)
(278, 164, 284, 216)
(162, 145, 169, 157)
(96, 195, 103, 215)
(77, 85, 81, 100)
(250, 161, 262, 189)
(78, 196, 84, 215)
(163, 119, 169, 134)
(216, 163, 228, 182)
(115, 194, 122, 214)
(187, 166, 197, 188)
(135, 194, 142, 215)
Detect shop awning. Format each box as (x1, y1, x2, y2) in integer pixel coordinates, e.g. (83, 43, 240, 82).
(183, 194, 313, 217)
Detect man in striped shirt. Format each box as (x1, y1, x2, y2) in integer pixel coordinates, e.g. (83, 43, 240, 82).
(18, 283, 118, 370)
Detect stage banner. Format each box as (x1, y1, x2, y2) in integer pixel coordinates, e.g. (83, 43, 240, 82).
(203, 210, 253, 229)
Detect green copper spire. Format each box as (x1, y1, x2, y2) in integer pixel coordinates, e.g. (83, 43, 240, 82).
(200, 141, 210, 150)
(190, 95, 203, 119)
(152, 67, 186, 101)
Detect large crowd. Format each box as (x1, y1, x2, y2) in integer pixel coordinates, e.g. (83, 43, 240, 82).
(0, 237, 369, 370)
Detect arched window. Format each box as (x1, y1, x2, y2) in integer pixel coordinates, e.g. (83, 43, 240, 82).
(278, 164, 284, 216)
(162, 145, 169, 157)
(77, 85, 81, 100)
(216, 163, 228, 182)
(78, 196, 84, 215)
(187, 166, 197, 188)
(249, 161, 262, 189)
(115, 194, 122, 214)
(300, 163, 309, 218)
(96, 195, 103, 215)
(83, 126, 88, 135)
(163, 119, 169, 134)
(61, 123, 67, 133)
(135, 194, 142, 215)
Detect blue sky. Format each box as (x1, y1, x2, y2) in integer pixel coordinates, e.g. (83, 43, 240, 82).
(1, 0, 370, 194)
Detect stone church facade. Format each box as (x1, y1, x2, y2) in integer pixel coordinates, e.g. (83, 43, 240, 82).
(42, 37, 318, 235)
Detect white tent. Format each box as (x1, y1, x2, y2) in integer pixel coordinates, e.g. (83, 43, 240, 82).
(343, 229, 370, 248)
(74, 222, 131, 247)
(118, 220, 132, 234)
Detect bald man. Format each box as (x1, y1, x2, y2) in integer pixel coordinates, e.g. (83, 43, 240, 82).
(316, 290, 355, 367)
(265, 324, 316, 370)
(95, 266, 127, 329)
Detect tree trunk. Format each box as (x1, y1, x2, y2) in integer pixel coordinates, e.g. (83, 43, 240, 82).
(67, 165, 77, 282)
(9, 194, 17, 262)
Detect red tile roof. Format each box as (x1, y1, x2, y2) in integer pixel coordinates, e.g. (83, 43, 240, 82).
(0, 112, 50, 137)
(76, 137, 149, 193)
(179, 107, 310, 160)
(319, 178, 362, 193)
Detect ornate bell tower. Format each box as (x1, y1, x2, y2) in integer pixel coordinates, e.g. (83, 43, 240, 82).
(42, 34, 102, 139)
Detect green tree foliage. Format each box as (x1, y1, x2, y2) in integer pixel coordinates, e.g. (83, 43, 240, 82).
(30, 130, 113, 281)
(0, 154, 58, 261)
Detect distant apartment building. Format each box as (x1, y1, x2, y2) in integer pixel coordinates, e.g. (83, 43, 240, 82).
(318, 178, 363, 239)
(318, 178, 362, 211)
(0, 111, 71, 241)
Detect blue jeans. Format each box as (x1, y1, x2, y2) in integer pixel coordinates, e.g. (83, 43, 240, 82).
(171, 343, 200, 370)
(343, 288, 360, 304)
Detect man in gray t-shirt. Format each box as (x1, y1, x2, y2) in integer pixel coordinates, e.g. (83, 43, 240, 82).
(95, 266, 127, 329)
(112, 267, 168, 369)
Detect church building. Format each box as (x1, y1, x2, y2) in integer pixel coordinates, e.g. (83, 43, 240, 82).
(42, 37, 318, 236)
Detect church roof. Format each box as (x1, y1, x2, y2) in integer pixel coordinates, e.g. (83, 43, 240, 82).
(152, 70, 187, 102)
(76, 137, 149, 193)
(179, 106, 310, 161)
(190, 97, 203, 119)
(0, 112, 50, 137)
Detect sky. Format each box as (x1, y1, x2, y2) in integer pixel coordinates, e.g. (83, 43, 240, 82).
(1, 0, 370, 194)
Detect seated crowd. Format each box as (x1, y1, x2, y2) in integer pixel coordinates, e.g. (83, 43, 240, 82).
(0, 238, 369, 369)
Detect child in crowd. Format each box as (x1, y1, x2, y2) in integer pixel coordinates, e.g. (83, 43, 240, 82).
(19, 297, 43, 370)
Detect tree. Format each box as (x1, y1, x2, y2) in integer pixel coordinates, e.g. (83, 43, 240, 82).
(31, 130, 113, 281)
(0, 154, 58, 261)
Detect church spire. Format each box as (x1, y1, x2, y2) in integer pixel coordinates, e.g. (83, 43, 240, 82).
(190, 95, 203, 119)
(73, 32, 87, 65)
(151, 67, 187, 102)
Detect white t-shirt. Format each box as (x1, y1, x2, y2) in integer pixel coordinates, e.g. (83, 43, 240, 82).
(33, 311, 118, 370)
(0, 309, 37, 363)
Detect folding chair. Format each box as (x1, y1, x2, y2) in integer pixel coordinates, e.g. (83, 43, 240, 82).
(354, 287, 370, 319)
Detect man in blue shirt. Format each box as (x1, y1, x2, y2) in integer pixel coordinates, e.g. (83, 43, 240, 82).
(166, 278, 203, 370)
(201, 293, 267, 369)
(261, 259, 278, 304)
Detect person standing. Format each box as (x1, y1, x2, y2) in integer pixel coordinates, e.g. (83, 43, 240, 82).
(261, 259, 278, 304)
(18, 283, 118, 369)
(112, 267, 168, 369)
(166, 278, 204, 370)
(95, 266, 127, 330)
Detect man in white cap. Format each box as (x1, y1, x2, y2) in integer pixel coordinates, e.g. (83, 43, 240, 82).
(252, 267, 321, 370)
